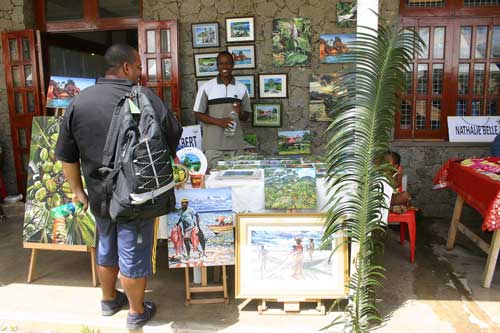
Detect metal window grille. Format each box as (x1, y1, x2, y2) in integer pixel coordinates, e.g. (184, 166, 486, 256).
(407, 0, 445, 7)
(456, 100, 467, 116)
(464, 0, 500, 6)
(431, 100, 441, 129)
(471, 100, 482, 115)
(416, 100, 427, 129)
(432, 64, 443, 95)
(400, 101, 412, 129)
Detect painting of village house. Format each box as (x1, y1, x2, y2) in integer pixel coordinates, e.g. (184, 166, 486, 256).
(252, 103, 282, 127)
(319, 34, 355, 64)
(309, 73, 339, 122)
(166, 188, 234, 268)
(278, 130, 312, 155)
(46, 76, 96, 108)
(24, 117, 96, 246)
(264, 167, 317, 209)
(236, 214, 347, 299)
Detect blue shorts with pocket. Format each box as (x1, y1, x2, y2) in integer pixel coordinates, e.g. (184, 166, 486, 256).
(95, 216, 155, 279)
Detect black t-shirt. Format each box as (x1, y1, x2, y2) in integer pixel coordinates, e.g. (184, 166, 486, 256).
(55, 78, 182, 218)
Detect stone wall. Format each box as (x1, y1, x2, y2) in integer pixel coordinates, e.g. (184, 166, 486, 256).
(143, 0, 398, 155)
(0, 0, 29, 195)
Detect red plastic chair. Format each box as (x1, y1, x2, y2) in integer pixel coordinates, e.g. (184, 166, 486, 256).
(387, 209, 416, 263)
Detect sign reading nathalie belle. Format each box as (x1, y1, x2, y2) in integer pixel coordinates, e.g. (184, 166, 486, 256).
(447, 116, 500, 142)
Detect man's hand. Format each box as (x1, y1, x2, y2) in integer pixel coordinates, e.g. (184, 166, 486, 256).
(218, 117, 234, 129)
(72, 189, 89, 212)
(233, 102, 241, 115)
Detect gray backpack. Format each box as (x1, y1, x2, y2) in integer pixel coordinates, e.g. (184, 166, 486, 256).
(100, 86, 176, 222)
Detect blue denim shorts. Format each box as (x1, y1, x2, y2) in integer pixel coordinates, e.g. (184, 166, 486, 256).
(95, 216, 155, 279)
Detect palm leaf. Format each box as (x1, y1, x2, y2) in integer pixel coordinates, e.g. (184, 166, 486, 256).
(322, 23, 423, 332)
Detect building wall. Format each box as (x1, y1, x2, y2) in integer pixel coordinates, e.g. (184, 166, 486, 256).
(0, 0, 29, 195)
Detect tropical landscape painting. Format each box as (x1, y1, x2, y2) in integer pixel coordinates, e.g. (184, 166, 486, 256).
(236, 214, 347, 298)
(46, 76, 96, 108)
(272, 18, 312, 67)
(166, 188, 234, 268)
(228, 45, 255, 69)
(264, 167, 317, 209)
(24, 117, 96, 246)
(336, 2, 356, 28)
(226, 17, 254, 42)
(253, 103, 281, 127)
(192, 23, 219, 48)
(194, 53, 218, 77)
(278, 130, 312, 155)
(309, 73, 339, 121)
(319, 34, 355, 64)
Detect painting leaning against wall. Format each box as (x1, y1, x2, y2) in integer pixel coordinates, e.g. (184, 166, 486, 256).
(272, 18, 312, 67)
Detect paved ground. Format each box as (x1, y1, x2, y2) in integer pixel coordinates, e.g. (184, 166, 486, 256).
(0, 210, 499, 333)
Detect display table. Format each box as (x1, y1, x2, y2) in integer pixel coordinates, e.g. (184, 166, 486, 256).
(433, 158, 500, 288)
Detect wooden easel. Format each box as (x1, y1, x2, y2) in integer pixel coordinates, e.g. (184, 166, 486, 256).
(184, 265, 228, 305)
(24, 243, 98, 287)
(257, 298, 325, 315)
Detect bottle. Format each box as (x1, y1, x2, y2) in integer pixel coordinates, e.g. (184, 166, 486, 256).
(224, 96, 239, 137)
(50, 202, 82, 244)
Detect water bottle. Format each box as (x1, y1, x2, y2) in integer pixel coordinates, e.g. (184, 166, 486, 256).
(49, 202, 82, 244)
(224, 97, 240, 137)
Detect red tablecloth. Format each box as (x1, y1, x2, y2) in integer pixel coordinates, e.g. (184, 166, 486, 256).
(433, 158, 500, 232)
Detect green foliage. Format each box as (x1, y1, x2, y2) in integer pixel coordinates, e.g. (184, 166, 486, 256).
(0, 324, 18, 332)
(81, 325, 100, 333)
(272, 18, 312, 67)
(322, 23, 423, 332)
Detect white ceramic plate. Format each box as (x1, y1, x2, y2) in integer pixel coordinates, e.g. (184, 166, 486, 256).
(176, 147, 208, 175)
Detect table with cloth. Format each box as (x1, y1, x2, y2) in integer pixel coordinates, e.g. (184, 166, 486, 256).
(433, 157, 500, 288)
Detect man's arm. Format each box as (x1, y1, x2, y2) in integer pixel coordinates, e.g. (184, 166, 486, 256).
(235, 91, 251, 122)
(61, 162, 88, 211)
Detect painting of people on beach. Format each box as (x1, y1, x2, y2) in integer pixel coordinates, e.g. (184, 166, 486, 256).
(264, 167, 317, 209)
(46, 76, 96, 108)
(236, 214, 347, 298)
(319, 34, 355, 64)
(166, 188, 234, 268)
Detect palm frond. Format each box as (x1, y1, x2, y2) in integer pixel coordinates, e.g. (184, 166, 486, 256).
(322, 23, 423, 332)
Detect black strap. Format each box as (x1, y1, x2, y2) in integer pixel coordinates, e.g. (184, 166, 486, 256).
(101, 95, 129, 168)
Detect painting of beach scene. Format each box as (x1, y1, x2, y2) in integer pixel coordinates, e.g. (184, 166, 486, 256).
(194, 53, 218, 77)
(226, 17, 255, 42)
(228, 45, 255, 69)
(278, 130, 312, 155)
(46, 76, 96, 108)
(192, 22, 219, 48)
(320, 34, 355, 64)
(264, 167, 317, 209)
(234, 75, 255, 98)
(236, 214, 347, 298)
(166, 188, 234, 268)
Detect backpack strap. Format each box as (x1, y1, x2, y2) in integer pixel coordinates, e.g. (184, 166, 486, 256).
(101, 95, 129, 169)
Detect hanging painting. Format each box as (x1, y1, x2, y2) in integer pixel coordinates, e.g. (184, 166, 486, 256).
(46, 77, 96, 109)
(319, 34, 355, 64)
(309, 73, 339, 122)
(272, 18, 312, 67)
(336, 2, 357, 28)
(166, 188, 234, 268)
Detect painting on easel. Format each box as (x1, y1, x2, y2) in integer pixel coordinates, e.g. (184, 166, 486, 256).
(23, 117, 96, 246)
(236, 214, 347, 299)
(166, 188, 234, 268)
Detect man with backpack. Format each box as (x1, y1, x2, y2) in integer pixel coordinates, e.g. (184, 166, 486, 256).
(55, 44, 182, 329)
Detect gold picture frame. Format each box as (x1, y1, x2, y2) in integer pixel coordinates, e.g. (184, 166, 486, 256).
(236, 213, 348, 299)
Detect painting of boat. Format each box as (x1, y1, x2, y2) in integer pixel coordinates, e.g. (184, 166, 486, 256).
(207, 224, 233, 234)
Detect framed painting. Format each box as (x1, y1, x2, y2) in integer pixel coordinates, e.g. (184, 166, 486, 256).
(336, 2, 357, 28)
(191, 22, 219, 48)
(234, 75, 256, 98)
(319, 34, 355, 64)
(215, 169, 261, 180)
(252, 103, 282, 128)
(167, 188, 234, 268)
(258, 74, 287, 99)
(193, 52, 219, 77)
(236, 213, 348, 299)
(227, 45, 256, 69)
(264, 167, 316, 209)
(277, 130, 312, 155)
(309, 73, 339, 122)
(226, 17, 255, 43)
(46, 76, 96, 109)
(272, 18, 312, 67)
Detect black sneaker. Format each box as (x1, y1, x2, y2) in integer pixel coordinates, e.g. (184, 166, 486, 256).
(126, 301, 156, 330)
(101, 290, 128, 316)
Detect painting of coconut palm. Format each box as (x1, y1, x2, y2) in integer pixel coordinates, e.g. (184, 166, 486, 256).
(336, 2, 356, 28)
(264, 167, 317, 209)
(166, 188, 234, 268)
(278, 130, 312, 155)
(23, 117, 96, 246)
(236, 214, 347, 298)
(272, 18, 312, 67)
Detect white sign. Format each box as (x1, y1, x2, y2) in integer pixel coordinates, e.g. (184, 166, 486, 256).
(177, 125, 202, 151)
(447, 116, 500, 142)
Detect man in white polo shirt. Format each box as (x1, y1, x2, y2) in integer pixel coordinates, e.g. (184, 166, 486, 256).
(193, 51, 251, 169)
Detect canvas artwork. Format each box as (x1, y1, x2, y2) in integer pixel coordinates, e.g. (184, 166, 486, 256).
(166, 188, 234, 268)
(320, 34, 355, 64)
(272, 18, 312, 67)
(236, 214, 347, 299)
(226, 17, 255, 43)
(192, 22, 219, 48)
(336, 2, 357, 28)
(234, 75, 255, 98)
(309, 73, 339, 122)
(216, 169, 260, 180)
(264, 167, 317, 209)
(24, 117, 96, 246)
(194, 53, 219, 77)
(228, 45, 256, 69)
(278, 130, 312, 155)
(258, 74, 287, 98)
(46, 76, 96, 108)
(252, 103, 282, 127)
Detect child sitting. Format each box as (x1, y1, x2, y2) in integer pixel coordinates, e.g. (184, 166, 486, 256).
(388, 151, 411, 213)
